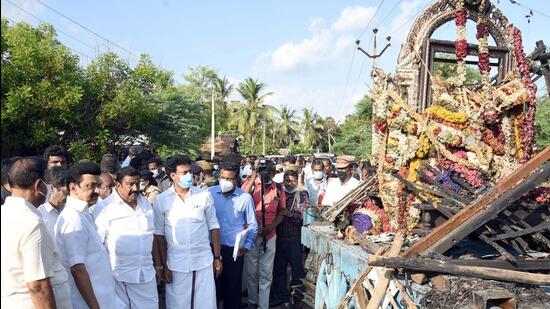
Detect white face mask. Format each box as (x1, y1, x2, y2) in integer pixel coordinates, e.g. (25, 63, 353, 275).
(150, 169, 159, 178)
(139, 183, 146, 191)
(313, 171, 324, 180)
(219, 179, 235, 193)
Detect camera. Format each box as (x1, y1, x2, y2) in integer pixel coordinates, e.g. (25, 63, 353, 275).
(257, 157, 275, 175)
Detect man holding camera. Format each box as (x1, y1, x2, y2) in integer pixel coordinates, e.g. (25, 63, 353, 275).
(241, 159, 287, 309)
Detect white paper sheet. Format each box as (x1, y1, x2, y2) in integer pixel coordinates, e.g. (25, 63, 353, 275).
(233, 228, 249, 261)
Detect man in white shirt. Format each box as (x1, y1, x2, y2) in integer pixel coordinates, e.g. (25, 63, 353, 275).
(305, 159, 327, 206)
(322, 156, 361, 207)
(94, 167, 158, 309)
(153, 155, 222, 309)
(55, 161, 121, 309)
(37, 166, 69, 234)
(1, 156, 71, 308)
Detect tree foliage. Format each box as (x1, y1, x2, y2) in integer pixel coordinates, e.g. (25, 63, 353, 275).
(535, 95, 550, 149)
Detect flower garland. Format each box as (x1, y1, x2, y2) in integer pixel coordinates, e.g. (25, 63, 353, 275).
(407, 158, 421, 182)
(513, 116, 524, 159)
(359, 198, 391, 235)
(425, 105, 469, 124)
(512, 27, 537, 161)
(482, 127, 505, 156)
(455, 0, 467, 83)
(416, 134, 430, 158)
(441, 159, 484, 187)
(501, 115, 515, 157)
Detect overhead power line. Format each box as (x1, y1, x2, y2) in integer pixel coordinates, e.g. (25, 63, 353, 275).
(508, 0, 550, 20)
(374, 0, 403, 29)
(34, 0, 139, 60)
(3, 0, 96, 51)
(357, 0, 386, 40)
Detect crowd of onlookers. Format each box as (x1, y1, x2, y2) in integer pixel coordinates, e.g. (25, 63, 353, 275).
(1, 145, 375, 309)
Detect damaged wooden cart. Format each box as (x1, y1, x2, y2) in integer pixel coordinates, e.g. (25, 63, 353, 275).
(296, 0, 550, 308)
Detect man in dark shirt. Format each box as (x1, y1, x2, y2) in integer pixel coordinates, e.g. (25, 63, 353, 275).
(271, 169, 309, 307)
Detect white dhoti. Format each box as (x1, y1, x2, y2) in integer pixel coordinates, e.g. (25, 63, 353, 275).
(115, 278, 158, 309)
(165, 264, 216, 309)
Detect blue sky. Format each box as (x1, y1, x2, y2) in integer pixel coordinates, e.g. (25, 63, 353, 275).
(2, 0, 549, 121)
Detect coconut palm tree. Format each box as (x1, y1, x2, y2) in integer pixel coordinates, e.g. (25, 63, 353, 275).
(231, 77, 276, 152)
(213, 76, 233, 132)
(276, 105, 300, 150)
(301, 108, 324, 152)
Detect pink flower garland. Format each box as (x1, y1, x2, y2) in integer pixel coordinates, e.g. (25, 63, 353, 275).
(512, 28, 536, 161)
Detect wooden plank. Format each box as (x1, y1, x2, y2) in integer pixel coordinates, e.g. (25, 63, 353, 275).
(402, 148, 550, 257)
(366, 232, 405, 309)
(441, 258, 550, 271)
(367, 256, 550, 286)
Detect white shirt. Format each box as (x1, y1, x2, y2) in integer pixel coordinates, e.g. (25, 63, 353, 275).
(95, 191, 155, 284)
(153, 187, 220, 272)
(1, 197, 68, 306)
(322, 177, 361, 206)
(55, 196, 119, 309)
(37, 201, 61, 236)
(121, 155, 132, 168)
(305, 177, 327, 205)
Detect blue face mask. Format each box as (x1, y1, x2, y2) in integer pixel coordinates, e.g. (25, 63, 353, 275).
(178, 173, 193, 189)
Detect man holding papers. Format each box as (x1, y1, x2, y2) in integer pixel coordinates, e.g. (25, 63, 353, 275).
(207, 159, 258, 309)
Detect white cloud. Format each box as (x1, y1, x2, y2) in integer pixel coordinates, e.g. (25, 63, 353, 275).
(254, 5, 379, 73)
(1, 0, 43, 23)
(308, 17, 326, 33)
(269, 29, 333, 72)
(331, 6, 376, 32)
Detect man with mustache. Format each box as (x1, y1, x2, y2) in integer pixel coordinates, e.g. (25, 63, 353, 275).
(94, 167, 158, 308)
(55, 161, 120, 309)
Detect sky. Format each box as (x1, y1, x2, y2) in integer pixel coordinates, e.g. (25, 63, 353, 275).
(2, 0, 549, 122)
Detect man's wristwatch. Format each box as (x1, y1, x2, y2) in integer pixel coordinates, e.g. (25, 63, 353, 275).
(214, 256, 222, 261)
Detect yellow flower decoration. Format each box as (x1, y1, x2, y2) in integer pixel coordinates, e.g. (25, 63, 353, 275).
(416, 134, 430, 158)
(425, 105, 469, 124)
(407, 158, 421, 182)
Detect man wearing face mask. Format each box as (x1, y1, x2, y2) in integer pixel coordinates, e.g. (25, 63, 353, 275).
(322, 156, 361, 207)
(55, 161, 121, 309)
(2, 156, 71, 309)
(207, 159, 258, 309)
(147, 157, 171, 192)
(305, 159, 327, 206)
(153, 155, 222, 309)
(272, 169, 310, 308)
(38, 166, 70, 235)
(94, 167, 158, 309)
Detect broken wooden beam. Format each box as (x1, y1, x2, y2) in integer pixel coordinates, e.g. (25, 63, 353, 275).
(366, 232, 405, 309)
(345, 226, 387, 255)
(367, 256, 550, 286)
(489, 221, 550, 241)
(403, 148, 550, 257)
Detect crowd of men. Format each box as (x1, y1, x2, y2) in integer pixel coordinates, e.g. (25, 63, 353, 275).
(1, 145, 374, 309)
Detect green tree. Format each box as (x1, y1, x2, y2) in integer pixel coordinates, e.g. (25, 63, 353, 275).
(332, 96, 372, 159)
(535, 95, 550, 149)
(276, 105, 300, 150)
(1, 19, 84, 157)
(301, 108, 324, 152)
(213, 76, 233, 132)
(231, 77, 275, 152)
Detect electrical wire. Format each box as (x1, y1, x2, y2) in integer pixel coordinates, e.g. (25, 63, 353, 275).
(508, 0, 550, 20)
(357, 0, 386, 40)
(2, 14, 94, 61)
(34, 0, 139, 59)
(3, 0, 96, 51)
(374, 0, 403, 30)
